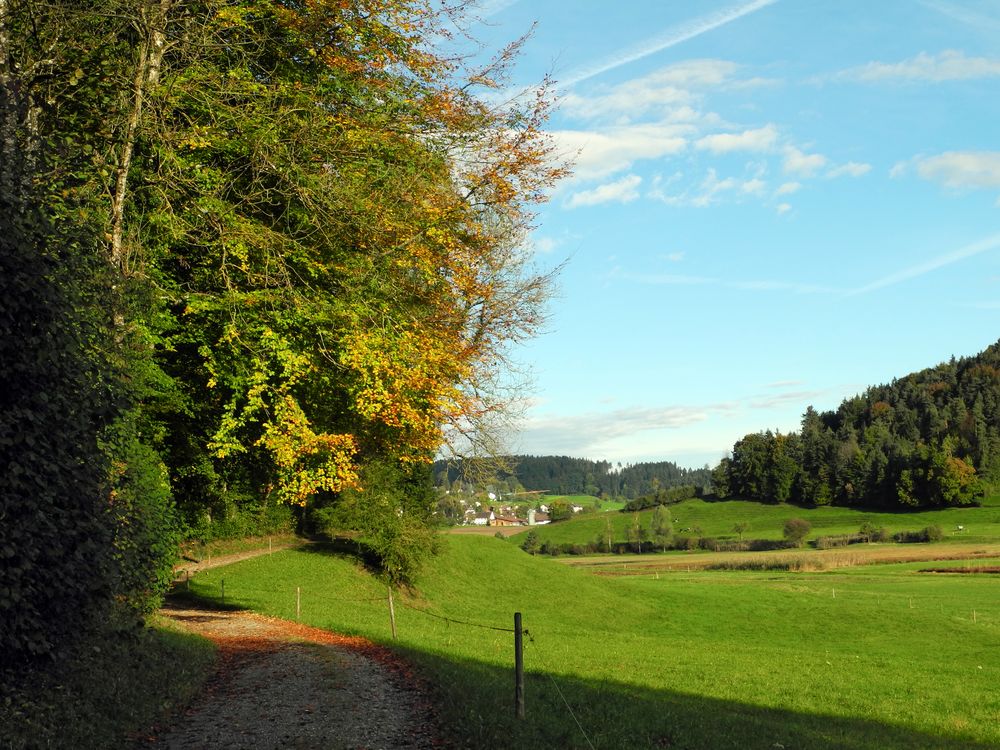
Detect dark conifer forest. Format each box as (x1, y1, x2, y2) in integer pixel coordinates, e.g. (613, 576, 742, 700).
(713, 340, 1000, 508)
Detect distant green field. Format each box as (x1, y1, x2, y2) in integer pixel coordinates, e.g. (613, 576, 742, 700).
(189, 535, 998, 749)
(530, 497, 1000, 547)
(540, 494, 626, 513)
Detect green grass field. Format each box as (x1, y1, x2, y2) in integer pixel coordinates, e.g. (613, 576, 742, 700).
(187, 535, 999, 749)
(528, 497, 1000, 547)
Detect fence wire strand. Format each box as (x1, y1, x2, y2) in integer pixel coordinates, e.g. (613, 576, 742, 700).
(398, 601, 519, 633)
(523, 630, 597, 750)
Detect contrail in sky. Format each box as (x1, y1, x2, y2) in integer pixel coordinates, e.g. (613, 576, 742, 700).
(848, 231, 1000, 296)
(561, 0, 780, 87)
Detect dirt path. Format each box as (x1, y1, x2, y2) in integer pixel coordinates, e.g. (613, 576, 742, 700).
(145, 602, 438, 749)
(173, 541, 306, 578)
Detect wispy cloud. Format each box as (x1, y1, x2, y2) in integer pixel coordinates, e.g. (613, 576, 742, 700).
(749, 390, 829, 409)
(559, 60, 739, 122)
(474, 0, 521, 18)
(827, 162, 872, 178)
(609, 230, 1000, 300)
(650, 169, 771, 208)
(921, 0, 1000, 30)
(610, 267, 840, 295)
(838, 50, 1000, 83)
(775, 181, 801, 196)
(695, 124, 779, 154)
(848, 232, 1000, 296)
(765, 379, 805, 389)
(560, 0, 779, 87)
(515, 403, 740, 457)
(567, 174, 643, 208)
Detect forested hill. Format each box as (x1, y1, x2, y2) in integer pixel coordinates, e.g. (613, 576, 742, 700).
(715, 339, 1000, 509)
(435, 455, 712, 499)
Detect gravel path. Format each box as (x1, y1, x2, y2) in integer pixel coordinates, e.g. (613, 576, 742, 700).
(146, 603, 438, 749)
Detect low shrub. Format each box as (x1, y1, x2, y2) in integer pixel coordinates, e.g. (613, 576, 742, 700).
(672, 535, 699, 551)
(815, 535, 854, 550)
(894, 525, 944, 543)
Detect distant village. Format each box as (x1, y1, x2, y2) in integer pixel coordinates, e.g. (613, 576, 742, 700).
(440, 490, 590, 527)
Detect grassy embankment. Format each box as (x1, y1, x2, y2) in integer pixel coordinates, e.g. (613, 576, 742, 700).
(185, 534, 999, 749)
(0, 617, 215, 748)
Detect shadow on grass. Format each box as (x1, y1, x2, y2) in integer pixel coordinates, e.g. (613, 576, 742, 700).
(297, 536, 385, 575)
(392, 647, 993, 750)
(172, 587, 990, 750)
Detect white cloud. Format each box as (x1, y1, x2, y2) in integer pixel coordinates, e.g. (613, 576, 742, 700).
(889, 161, 909, 179)
(844, 50, 1000, 83)
(531, 237, 560, 254)
(663, 251, 685, 262)
(567, 174, 643, 208)
(693, 169, 740, 207)
(558, 59, 750, 129)
(827, 161, 872, 178)
(551, 125, 689, 181)
(776, 202, 792, 214)
(741, 178, 767, 194)
(560, 0, 779, 87)
(695, 124, 778, 154)
(775, 181, 801, 195)
(914, 151, 1000, 189)
(783, 146, 827, 177)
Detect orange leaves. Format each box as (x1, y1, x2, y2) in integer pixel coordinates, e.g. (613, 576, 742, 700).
(342, 323, 471, 460)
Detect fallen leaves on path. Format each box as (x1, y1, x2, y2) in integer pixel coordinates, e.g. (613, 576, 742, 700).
(140, 602, 440, 749)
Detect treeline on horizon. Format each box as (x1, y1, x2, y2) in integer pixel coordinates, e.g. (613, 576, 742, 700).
(713, 340, 1000, 509)
(434, 455, 712, 500)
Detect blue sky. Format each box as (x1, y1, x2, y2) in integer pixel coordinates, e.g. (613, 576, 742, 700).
(464, 0, 1000, 468)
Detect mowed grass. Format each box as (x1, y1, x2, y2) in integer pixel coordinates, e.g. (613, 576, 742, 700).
(187, 535, 999, 749)
(530, 497, 1000, 547)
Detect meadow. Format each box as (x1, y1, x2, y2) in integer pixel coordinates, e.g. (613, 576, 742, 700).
(523, 496, 1000, 548)
(186, 534, 999, 749)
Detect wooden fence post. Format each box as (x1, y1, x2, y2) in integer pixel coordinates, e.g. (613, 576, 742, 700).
(514, 612, 525, 719)
(387, 586, 397, 640)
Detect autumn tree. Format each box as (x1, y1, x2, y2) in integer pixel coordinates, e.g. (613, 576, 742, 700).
(106, 0, 567, 579)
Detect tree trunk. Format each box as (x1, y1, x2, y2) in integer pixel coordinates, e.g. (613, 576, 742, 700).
(109, 0, 173, 274)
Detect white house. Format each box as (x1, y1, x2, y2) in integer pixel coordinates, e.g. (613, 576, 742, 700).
(472, 510, 496, 526)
